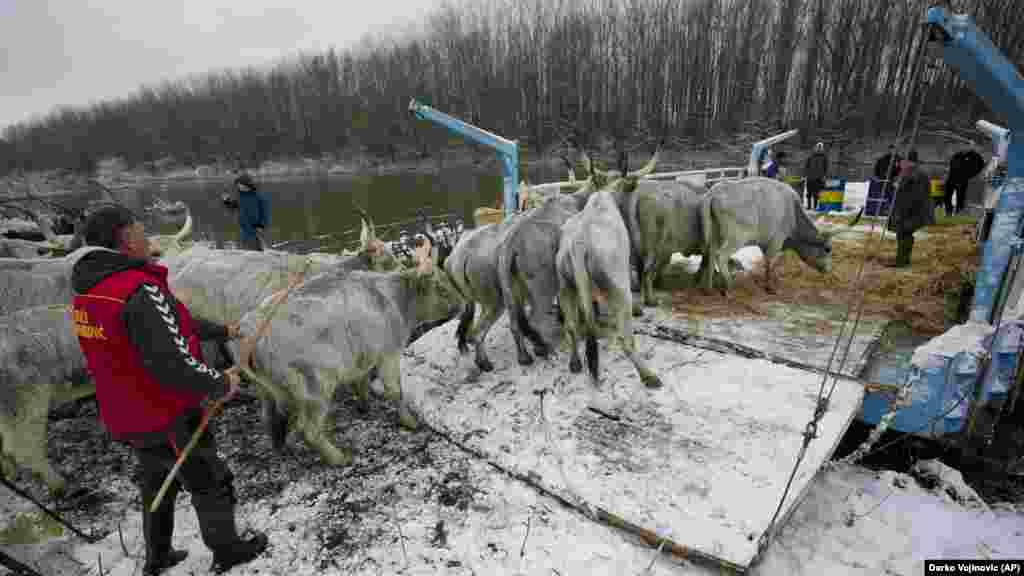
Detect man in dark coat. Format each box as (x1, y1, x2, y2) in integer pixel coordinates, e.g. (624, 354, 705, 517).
(944, 148, 986, 215)
(874, 144, 901, 182)
(888, 149, 935, 267)
(233, 169, 270, 251)
(804, 142, 829, 210)
(71, 205, 268, 574)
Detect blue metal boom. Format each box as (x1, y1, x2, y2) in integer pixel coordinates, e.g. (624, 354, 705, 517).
(925, 7, 1024, 323)
(408, 99, 520, 220)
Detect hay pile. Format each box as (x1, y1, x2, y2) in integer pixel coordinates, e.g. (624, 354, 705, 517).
(665, 217, 980, 335)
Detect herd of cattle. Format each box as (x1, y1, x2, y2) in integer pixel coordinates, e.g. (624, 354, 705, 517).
(0, 151, 861, 497)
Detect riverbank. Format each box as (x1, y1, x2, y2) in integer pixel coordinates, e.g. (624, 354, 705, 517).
(0, 136, 960, 200)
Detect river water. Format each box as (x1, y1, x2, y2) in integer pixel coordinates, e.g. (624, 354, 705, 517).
(92, 163, 568, 250)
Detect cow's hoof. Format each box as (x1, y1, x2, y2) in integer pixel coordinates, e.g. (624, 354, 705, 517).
(475, 357, 494, 372)
(325, 447, 354, 467)
(354, 398, 370, 414)
(517, 351, 534, 366)
(569, 356, 582, 374)
(47, 478, 68, 500)
(398, 410, 420, 431)
(641, 373, 664, 389)
(533, 344, 550, 358)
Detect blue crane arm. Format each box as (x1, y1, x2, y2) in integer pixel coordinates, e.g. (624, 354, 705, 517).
(926, 8, 1024, 324)
(408, 99, 520, 218)
(926, 7, 1024, 177)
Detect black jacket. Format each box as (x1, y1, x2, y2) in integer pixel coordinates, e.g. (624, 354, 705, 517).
(874, 152, 901, 181)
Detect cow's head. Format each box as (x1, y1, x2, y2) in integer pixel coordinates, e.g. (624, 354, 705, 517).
(413, 208, 462, 269)
(794, 208, 863, 274)
(355, 207, 401, 272)
(407, 234, 466, 325)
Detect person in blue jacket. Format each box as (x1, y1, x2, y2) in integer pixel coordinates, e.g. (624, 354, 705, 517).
(231, 169, 270, 251)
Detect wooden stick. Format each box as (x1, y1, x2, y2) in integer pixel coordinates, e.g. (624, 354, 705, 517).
(150, 261, 311, 513)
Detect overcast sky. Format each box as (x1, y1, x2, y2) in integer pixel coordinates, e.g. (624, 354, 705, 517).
(0, 0, 443, 130)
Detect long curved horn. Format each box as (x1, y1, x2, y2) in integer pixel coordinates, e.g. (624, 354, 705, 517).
(560, 155, 577, 183)
(172, 209, 193, 243)
(821, 207, 864, 239)
(352, 204, 377, 250)
(627, 147, 660, 178)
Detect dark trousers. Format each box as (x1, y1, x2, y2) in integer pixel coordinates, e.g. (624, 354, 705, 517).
(239, 235, 264, 251)
(806, 178, 824, 210)
(133, 409, 241, 562)
(896, 229, 915, 267)
(944, 178, 967, 215)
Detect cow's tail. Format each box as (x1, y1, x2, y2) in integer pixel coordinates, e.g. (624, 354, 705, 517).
(571, 240, 594, 334)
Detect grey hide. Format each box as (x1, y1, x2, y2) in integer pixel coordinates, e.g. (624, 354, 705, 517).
(496, 194, 582, 366)
(237, 248, 464, 467)
(700, 177, 861, 293)
(556, 185, 663, 389)
(444, 213, 526, 373)
(0, 238, 58, 259)
(618, 179, 712, 306)
(0, 248, 87, 316)
(0, 305, 91, 497)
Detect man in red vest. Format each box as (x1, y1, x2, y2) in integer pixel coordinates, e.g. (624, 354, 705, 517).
(71, 205, 268, 575)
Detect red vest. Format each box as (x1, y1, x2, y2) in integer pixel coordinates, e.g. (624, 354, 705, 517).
(73, 262, 207, 439)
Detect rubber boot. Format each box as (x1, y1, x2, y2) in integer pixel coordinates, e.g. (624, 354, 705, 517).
(141, 476, 188, 575)
(142, 504, 188, 575)
(897, 235, 913, 268)
(194, 487, 268, 574)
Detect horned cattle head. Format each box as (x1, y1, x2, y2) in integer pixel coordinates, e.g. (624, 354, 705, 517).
(353, 205, 401, 272)
(405, 232, 466, 326)
(795, 207, 864, 274)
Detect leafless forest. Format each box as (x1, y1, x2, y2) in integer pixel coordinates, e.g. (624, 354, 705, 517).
(1, 0, 1021, 175)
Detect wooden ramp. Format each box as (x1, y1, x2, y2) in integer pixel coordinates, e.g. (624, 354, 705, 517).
(399, 315, 865, 571)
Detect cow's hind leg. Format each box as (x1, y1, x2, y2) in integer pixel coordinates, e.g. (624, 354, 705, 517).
(615, 292, 663, 389)
(295, 375, 352, 467)
(509, 303, 535, 366)
(455, 303, 475, 354)
(470, 304, 503, 372)
(262, 397, 290, 453)
(559, 287, 583, 374)
(380, 353, 418, 430)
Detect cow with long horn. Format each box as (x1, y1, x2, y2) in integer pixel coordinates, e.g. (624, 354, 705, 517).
(555, 147, 664, 389)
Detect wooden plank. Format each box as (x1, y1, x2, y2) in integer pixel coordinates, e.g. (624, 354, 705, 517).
(399, 316, 865, 569)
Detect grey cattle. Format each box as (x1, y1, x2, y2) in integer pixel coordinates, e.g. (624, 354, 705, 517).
(239, 236, 464, 467)
(617, 178, 712, 307)
(167, 220, 398, 327)
(444, 213, 525, 372)
(496, 194, 582, 365)
(556, 176, 663, 389)
(700, 177, 862, 293)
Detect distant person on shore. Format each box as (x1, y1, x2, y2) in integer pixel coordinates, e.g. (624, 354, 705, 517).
(804, 142, 829, 211)
(888, 149, 935, 268)
(761, 148, 780, 179)
(944, 148, 985, 215)
(231, 168, 269, 251)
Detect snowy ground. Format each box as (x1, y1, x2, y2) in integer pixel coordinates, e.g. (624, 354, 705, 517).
(2, 244, 1023, 575)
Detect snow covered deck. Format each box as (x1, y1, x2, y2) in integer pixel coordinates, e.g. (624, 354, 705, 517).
(398, 313, 867, 570)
